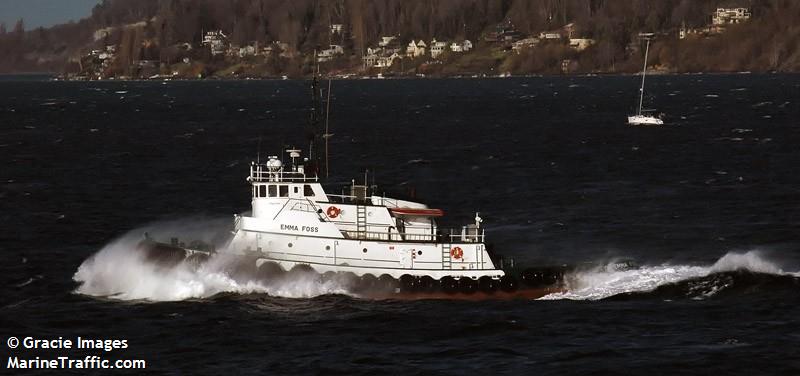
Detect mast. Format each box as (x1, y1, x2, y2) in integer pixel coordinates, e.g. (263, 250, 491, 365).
(324, 78, 332, 178)
(307, 53, 325, 179)
(637, 34, 653, 116)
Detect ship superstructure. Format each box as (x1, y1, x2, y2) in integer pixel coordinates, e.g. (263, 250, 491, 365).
(227, 150, 503, 282)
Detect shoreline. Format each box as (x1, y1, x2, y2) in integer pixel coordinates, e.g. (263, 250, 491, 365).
(0, 70, 789, 82)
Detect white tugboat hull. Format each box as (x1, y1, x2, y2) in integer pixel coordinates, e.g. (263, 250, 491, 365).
(229, 227, 505, 280)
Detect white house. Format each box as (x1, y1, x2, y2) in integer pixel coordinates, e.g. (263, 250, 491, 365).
(330, 24, 344, 34)
(317, 45, 344, 62)
(363, 51, 400, 68)
(512, 37, 540, 53)
(538, 32, 562, 40)
(239, 45, 257, 57)
(406, 40, 427, 58)
(363, 53, 379, 67)
(450, 40, 473, 53)
(202, 30, 228, 56)
(378, 36, 397, 47)
(376, 52, 401, 68)
(569, 38, 594, 51)
(712, 8, 751, 25)
(430, 39, 449, 58)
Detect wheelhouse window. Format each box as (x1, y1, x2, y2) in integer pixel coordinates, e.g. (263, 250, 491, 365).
(279, 185, 289, 197)
(304, 185, 314, 197)
(293, 186, 299, 194)
(259, 185, 267, 197)
(268, 185, 277, 197)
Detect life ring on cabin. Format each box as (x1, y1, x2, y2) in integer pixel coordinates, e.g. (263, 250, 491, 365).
(326, 206, 341, 218)
(450, 247, 464, 260)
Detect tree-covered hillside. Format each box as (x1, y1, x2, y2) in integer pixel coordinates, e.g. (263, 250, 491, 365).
(0, 0, 798, 77)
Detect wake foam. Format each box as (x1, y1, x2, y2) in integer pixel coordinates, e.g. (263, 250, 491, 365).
(73, 229, 353, 302)
(540, 251, 796, 301)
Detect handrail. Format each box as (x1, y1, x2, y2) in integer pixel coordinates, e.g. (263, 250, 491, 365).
(371, 196, 399, 208)
(249, 164, 318, 183)
(272, 199, 292, 221)
(341, 229, 484, 243)
(290, 201, 317, 213)
(325, 193, 365, 204)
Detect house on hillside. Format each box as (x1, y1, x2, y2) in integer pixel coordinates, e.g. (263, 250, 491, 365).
(331, 24, 344, 34)
(569, 38, 594, 51)
(512, 37, 540, 53)
(363, 51, 400, 68)
(376, 53, 401, 68)
(239, 45, 257, 58)
(317, 45, 344, 62)
(485, 21, 523, 43)
(430, 39, 449, 58)
(363, 53, 379, 68)
(378, 36, 397, 47)
(712, 8, 751, 25)
(406, 40, 427, 58)
(539, 32, 562, 40)
(364, 37, 402, 68)
(203, 30, 228, 56)
(450, 40, 473, 53)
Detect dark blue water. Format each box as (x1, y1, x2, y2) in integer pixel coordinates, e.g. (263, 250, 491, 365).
(2, 75, 800, 374)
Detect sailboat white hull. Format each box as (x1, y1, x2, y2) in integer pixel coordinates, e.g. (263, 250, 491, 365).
(627, 115, 663, 126)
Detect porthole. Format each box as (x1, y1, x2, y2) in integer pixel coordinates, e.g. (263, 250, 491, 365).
(418, 250, 422, 256)
(288, 243, 293, 248)
(325, 245, 331, 250)
(362, 248, 368, 253)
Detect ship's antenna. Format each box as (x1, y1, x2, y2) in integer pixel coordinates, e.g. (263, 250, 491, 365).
(324, 78, 332, 178)
(308, 51, 324, 179)
(257, 135, 262, 164)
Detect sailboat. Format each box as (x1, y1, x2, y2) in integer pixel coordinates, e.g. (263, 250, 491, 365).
(628, 33, 664, 126)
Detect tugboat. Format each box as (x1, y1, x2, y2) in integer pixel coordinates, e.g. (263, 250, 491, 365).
(139, 74, 566, 298)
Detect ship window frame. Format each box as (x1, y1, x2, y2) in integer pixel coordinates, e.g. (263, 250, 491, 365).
(259, 185, 267, 198)
(268, 185, 277, 197)
(293, 186, 299, 194)
(279, 185, 289, 197)
(304, 184, 314, 197)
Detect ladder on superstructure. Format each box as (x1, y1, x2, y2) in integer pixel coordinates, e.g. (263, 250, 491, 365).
(441, 242, 452, 269)
(356, 205, 367, 239)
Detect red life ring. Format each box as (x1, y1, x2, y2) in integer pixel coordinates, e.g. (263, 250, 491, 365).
(450, 247, 463, 259)
(326, 206, 341, 218)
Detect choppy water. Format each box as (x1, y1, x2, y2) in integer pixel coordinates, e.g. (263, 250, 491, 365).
(2, 74, 800, 374)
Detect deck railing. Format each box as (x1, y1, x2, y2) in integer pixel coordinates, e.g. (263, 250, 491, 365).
(342, 228, 484, 243)
(249, 164, 318, 183)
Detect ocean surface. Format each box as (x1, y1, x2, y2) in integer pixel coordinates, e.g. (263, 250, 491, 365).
(2, 74, 800, 374)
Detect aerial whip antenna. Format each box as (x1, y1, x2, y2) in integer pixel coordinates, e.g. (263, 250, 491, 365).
(324, 78, 333, 178)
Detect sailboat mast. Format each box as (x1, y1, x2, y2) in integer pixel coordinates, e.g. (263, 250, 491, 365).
(638, 38, 651, 116)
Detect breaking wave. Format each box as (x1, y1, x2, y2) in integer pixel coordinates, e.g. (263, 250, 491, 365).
(540, 250, 800, 301)
(73, 224, 354, 302)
